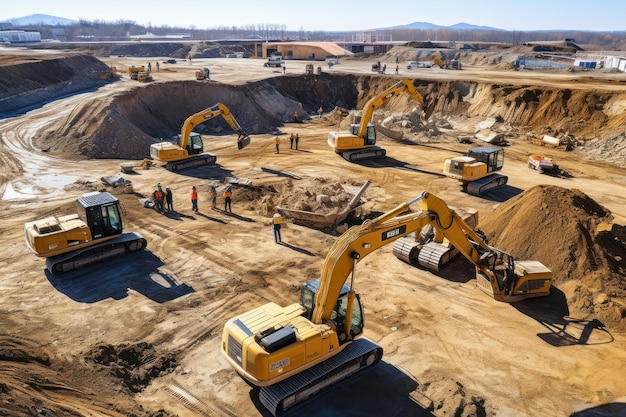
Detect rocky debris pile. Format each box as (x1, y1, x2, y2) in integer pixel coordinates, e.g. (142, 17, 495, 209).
(479, 185, 626, 330)
(87, 341, 178, 393)
(236, 178, 366, 218)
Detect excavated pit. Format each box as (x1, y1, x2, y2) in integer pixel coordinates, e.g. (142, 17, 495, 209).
(3, 54, 625, 166)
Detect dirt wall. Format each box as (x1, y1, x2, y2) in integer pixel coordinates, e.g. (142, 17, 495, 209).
(0, 54, 115, 114)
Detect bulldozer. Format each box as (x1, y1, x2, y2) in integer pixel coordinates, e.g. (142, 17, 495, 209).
(24, 191, 147, 275)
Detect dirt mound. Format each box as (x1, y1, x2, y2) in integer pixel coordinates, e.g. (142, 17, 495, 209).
(479, 185, 626, 329)
(87, 341, 178, 393)
(0, 335, 167, 416)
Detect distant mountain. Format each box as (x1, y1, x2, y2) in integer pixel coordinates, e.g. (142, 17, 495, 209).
(383, 21, 503, 31)
(0, 14, 78, 26)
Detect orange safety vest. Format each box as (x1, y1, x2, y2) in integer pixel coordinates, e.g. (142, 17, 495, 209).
(191, 189, 198, 200)
(275, 137, 280, 145)
(154, 190, 164, 199)
(224, 190, 232, 198)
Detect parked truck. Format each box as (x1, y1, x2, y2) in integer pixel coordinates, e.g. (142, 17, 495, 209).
(264, 55, 284, 67)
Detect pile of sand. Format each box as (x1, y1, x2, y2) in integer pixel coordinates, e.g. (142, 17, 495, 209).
(479, 185, 626, 329)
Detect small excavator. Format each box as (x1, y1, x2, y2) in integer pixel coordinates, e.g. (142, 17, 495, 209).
(327, 78, 431, 162)
(150, 102, 251, 171)
(221, 191, 551, 416)
(24, 191, 147, 275)
(443, 146, 509, 196)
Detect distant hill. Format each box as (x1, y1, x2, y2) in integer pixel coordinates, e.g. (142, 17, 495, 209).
(383, 21, 503, 31)
(0, 14, 78, 26)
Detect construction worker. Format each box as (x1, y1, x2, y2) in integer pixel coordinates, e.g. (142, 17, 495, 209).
(318, 106, 323, 118)
(209, 186, 217, 209)
(152, 183, 165, 214)
(293, 111, 298, 123)
(272, 212, 283, 243)
(165, 186, 174, 212)
(191, 186, 198, 214)
(275, 136, 280, 154)
(290, 132, 295, 149)
(223, 186, 232, 213)
(295, 133, 299, 150)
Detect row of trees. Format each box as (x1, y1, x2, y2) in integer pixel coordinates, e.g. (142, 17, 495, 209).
(11, 19, 626, 49)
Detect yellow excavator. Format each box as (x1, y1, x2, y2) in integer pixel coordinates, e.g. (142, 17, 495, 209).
(443, 146, 509, 196)
(221, 191, 551, 416)
(328, 78, 430, 162)
(150, 102, 251, 171)
(24, 191, 147, 275)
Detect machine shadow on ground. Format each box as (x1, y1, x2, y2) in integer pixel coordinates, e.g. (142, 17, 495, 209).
(46, 250, 194, 303)
(249, 361, 435, 417)
(570, 402, 626, 416)
(513, 287, 614, 347)
(159, 163, 236, 181)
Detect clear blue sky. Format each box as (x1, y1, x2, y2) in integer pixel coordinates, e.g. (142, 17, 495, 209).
(3, 0, 624, 32)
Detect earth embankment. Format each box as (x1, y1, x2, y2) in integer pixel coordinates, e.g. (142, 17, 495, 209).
(0, 54, 116, 114)
(10, 58, 622, 168)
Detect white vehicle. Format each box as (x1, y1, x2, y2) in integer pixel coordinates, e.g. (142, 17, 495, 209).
(407, 61, 431, 69)
(264, 55, 284, 67)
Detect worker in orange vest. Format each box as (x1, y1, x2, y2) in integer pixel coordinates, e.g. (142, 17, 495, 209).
(191, 186, 198, 213)
(275, 136, 280, 154)
(223, 186, 233, 213)
(152, 183, 165, 214)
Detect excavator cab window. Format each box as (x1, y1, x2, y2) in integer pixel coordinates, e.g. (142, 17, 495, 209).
(76, 192, 123, 239)
(330, 293, 365, 340)
(363, 124, 377, 146)
(187, 133, 204, 156)
(467, 146, 504, 173)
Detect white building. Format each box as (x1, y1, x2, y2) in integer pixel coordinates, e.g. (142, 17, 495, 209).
(0, 30, 41, 43)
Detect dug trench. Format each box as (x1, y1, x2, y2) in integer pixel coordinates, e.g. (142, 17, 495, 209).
(2, 54, 626, 416)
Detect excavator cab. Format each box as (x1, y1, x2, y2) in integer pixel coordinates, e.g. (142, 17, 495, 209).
(301, 280, 365, 342)
(76, 192, 123, 239)
(175, 132, 204, 156)
(466, 146, 504, 173)
(350, 123, 376, 146)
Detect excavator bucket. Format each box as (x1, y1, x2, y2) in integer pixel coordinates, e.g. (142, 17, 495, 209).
(422, 98, 436, 121)
(238, 135, 251, 150)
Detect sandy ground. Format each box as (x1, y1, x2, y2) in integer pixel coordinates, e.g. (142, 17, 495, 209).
(1, 52, 626, 417)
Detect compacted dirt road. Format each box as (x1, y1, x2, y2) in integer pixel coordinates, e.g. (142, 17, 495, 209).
(1, 51, 626, 417)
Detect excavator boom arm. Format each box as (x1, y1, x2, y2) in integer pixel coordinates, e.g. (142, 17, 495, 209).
(179, 102, 249, 148)
(312, 192, 488, 323)
(356, 78, 426, 138)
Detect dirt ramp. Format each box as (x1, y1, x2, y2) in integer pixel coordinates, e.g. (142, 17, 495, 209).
(479, 185, 626, 329)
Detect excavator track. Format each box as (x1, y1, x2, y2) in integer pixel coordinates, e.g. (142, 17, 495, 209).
(166, 153, 217, 171)
(465, 173, 508, 196)
(46, 232, 147, 275)
(392, 237, 457, 272)
(340, 146, 386, 162)
(259, 337, 382, 416)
